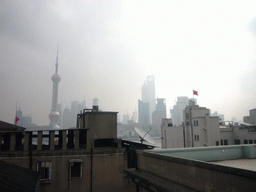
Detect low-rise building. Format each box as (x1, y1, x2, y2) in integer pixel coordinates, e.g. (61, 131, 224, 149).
(162, 101, 220, 148)
(0, 108, 137, 192)
(162, 102, 256, 149)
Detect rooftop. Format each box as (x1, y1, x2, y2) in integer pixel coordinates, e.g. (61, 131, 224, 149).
(212, 158, 256, 171)
(131, 144, 256, 191)
(0, 120, 26, 132)
(145, 144, 256, 171)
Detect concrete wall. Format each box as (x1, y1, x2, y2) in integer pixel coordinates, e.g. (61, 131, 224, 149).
(83, 112, 117, 140)
(162, 126, 184, 149)
(0, 110, 136, 192)
(0, 148, 134, 192)
(244, 109, 256, 124)
(233, 126, 256, 144)
(163, 103, 220, 149)
(161, 118, 184, 149)
(220, 128, 234, 145)
(136, 146, 256, 191)
(206, 116, 220, 146)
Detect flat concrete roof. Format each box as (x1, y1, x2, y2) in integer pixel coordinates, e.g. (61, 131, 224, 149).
(211, 158, 256, 171)
(147, 144, 256, 163)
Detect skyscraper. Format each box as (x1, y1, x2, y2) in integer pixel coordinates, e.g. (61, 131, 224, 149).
(62, 107, 72, 129)
(49, 49, 61, 129)
(138, 100, 150, 125)
(170, 97, 188, 126)
(155, 98, 166, 118)
(152, 98, 166, 136)
(141, 75, 155, 123)
(170, 97, 197, 126)
(62, 100, 87, 129)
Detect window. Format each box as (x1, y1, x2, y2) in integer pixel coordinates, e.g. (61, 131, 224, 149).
(168, 123, 173, 127)
(37, 162, 52, 180)
(234, 139, 240, 145)
(216, 141, 219, 146)
(244, 140, 248, 144)
(224, 139, 228, 145)
(69, 159, 83, 179)
(249, 140, 253, 144)
(194, 120, 199, 126)
(221, 140, 223, 145)
(194, 135, 199, 141)
(254, 140, 256, 144)
(70, 163, 82, 178)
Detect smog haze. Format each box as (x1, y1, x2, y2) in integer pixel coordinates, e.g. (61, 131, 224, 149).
(1, 0, 256, 125)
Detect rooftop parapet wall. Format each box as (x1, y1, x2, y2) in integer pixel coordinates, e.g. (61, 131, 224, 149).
(146, 144, 256, 161)
(0, 129, 89, 152)
(134, 145, 256, 191)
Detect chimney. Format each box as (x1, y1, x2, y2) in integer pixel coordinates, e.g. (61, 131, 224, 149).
(93, 98, 99, 112)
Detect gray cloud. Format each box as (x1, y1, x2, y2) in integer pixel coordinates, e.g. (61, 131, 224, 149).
(0, 0, 143, 125)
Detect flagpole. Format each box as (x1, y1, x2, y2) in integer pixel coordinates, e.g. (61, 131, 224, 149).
(15, 102, 17, 125)
(192, 89, 194, 102)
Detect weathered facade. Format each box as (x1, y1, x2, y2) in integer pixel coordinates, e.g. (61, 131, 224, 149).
(162, 101, 220, 149)
(0, 110, 136, 192)
(162, 104, 256, 149)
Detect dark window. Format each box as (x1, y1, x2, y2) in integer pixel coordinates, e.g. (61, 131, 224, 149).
(70, 162, 82, 178)
(224, 139, 228, 145)
(79, 129, 87, 149)
(194, 120, 198, 126)
(234, 139, 240, 145)
(249, 140, 253, 144)
(216, 141, 219, 146)
(244, 140, 248, 144)
(254, 140, 256, 144)
(221, 140, 223, 145)
(168, 123, 173, 127)
(1, 133, 10, 151)
(67, 130, 75, 149)
(194, 135, 199, 141)
(37, 162, 52, 180)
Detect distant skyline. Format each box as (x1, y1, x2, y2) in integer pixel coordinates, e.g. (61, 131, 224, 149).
(1, 1, 256, 125)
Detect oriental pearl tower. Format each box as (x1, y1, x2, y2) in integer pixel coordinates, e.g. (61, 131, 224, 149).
(49, 49, 61, 129)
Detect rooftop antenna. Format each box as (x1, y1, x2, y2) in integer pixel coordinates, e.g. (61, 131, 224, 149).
(135, 126, 155, 145)
(141, 127, 152, 143)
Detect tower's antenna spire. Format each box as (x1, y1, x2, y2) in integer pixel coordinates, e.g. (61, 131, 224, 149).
(50, 43, 61, 129)
(55, 43, 59, 74)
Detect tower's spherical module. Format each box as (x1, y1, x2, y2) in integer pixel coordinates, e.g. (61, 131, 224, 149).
(49, 111, 60, 121)
(51, 74, 61, 83)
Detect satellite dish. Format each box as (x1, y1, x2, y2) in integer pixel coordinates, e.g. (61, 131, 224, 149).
(134, 127, 155, 144)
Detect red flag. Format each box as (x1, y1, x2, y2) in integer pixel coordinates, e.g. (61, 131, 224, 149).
(193, 90, 198, 96)
(15, 116, 20, 124)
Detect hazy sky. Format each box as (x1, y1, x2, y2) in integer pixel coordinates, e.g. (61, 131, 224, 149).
(1, 0, 256, 125)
